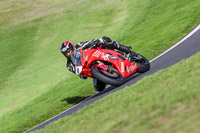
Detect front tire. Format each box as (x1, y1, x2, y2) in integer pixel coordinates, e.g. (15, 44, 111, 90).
(91, 66, 125, 86)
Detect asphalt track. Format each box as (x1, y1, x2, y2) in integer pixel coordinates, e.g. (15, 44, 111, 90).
(25, 24, 200, 133)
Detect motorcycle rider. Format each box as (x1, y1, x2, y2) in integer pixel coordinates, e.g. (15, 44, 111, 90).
(60, 36, 132, 91)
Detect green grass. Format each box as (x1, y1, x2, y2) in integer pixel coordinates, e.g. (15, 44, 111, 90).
(0, 0, 200, 132)
(35, 52, 200, 133)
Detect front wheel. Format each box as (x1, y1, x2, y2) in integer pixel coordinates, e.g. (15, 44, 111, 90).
(130, 52, 150, 73)
(91, 66, 125, 86)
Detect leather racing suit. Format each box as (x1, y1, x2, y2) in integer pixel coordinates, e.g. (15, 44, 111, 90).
(66, 36, 132, 75)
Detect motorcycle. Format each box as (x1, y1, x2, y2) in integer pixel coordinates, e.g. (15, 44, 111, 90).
(71, 46, 150, 91)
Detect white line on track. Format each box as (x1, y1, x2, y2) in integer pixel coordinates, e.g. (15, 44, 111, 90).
(25, 23, 200, 133)
(150, 23, 200, 63)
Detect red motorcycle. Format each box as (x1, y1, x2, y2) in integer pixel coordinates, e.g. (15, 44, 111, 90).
(71, 47, 150, 91)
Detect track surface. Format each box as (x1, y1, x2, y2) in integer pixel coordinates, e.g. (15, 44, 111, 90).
(25, 24, 200, 133)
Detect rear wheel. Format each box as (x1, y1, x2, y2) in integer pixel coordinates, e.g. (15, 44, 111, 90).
(130, 52, 150, 73)
(91, 66, 125, 86)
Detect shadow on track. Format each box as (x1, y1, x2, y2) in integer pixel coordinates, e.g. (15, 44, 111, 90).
(61, 96, 91, 105)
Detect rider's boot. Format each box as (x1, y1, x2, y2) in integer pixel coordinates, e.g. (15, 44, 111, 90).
(114, 42, 138, 61)
(93, 79, 106, 92)
(118, 45, 132, 54)
(101, 36, 133, 59)
(113, 41, 132, 53)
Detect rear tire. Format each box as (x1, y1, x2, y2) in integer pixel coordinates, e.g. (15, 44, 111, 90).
(130, 52, 150, 73)
(91, 67, 125, 86)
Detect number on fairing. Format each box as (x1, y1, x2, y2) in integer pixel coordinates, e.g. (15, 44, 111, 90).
(75, 66, 83, 75)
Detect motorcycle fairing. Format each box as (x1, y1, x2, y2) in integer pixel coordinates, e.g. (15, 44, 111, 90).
(79, 48, 139, 78)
